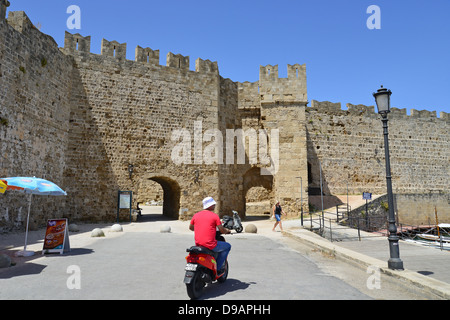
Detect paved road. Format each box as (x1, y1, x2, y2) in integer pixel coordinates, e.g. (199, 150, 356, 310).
(0, 231, 365, 299)
(0, 216, 437, 300)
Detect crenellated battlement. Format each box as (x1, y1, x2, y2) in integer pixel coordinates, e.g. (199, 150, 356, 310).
(259, 64, 279, 79)
(195, 58, 218, 73)
(6, 10, 33, 34)
(101, 39, 126, 59)
(166, 52, 189, 70)
(135, 45, 159, 65)
(310, 100, 449, 121)
(259, 64, 307, 104)
(64, 31, 91, 53)
(4, 14, 446, 119)
(63, 31, 219, 74)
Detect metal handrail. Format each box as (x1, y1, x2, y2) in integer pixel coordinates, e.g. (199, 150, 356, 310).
(302, 211, 387, 242)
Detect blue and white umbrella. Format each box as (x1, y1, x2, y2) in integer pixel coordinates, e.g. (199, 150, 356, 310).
(1, 177, 67, 196)
(0, 177, 67, 256)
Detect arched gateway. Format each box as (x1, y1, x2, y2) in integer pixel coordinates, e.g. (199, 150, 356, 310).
(139, 175, 181, 219)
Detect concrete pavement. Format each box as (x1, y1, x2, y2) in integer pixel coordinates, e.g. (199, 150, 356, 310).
(281, 220, 450, 300)
(1, 208, 450, 299)
(0, 215, 375, 300)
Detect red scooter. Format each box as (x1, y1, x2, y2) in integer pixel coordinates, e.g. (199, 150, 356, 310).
(184, 234, 229, 299)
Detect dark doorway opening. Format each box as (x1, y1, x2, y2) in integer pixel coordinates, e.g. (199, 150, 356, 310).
(243, 167, 273, 220)
(136, 176, 180, 220)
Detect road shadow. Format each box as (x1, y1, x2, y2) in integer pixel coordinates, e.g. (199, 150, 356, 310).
(244, 215, 271, 222)
(136, 213, 178, 222)
(0, 261, 46, 279)
(417, 270, 434, 276)
(0, 247, 94, 279)
(133, 205, 179, 223)
(199, 278, 254, 300)
(43, 248, 94, 257)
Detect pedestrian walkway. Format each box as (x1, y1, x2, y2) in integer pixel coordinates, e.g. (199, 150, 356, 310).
(281, 219, 450, 300)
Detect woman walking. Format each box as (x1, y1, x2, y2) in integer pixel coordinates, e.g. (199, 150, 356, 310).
(272, 201, 286, 231)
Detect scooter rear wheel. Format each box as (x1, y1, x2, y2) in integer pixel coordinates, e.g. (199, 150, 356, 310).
(186, 270, 205, 299)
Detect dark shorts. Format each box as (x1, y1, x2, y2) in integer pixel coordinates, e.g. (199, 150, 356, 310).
(275, 214, 281, 222)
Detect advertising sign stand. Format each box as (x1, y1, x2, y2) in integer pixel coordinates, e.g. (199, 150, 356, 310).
(42, 218, 70, 255)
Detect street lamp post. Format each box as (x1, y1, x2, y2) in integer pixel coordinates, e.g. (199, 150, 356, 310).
(373, 86, 404, 270)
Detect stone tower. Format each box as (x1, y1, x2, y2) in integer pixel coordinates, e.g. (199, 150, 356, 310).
(259, 64, 309, 213)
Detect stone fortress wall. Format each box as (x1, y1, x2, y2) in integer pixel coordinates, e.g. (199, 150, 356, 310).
(62, 31, 225, 222)
(0, 5, 448, 232)
(307, 100, 449, 194)
(306, 100, 449, 224)
(0, 11, 74, 231)
(62, 31, 309, 221)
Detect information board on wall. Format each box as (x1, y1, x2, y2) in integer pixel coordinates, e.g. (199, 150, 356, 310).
(119, 192, 131, 209)
(117, 190, 133, 222)
(42, 218, 70, 255)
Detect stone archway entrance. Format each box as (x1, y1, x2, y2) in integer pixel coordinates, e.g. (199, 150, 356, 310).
(243, 167, 273, 217)
(138, 176, 181, 219)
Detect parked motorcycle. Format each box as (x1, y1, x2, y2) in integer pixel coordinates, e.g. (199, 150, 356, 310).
(222, 210, 243, 233)
(184, 235, 229, 299)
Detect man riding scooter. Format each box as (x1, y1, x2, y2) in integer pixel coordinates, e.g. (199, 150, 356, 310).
(189, 197, 231, 272)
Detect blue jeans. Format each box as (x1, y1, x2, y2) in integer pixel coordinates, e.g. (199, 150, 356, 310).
(212, 241, 231, 270)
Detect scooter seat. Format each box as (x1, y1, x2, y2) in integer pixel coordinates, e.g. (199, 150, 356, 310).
(187, 246, 218, 259)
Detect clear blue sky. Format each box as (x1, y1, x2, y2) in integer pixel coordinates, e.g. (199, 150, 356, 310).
(8, 0, 450, 116)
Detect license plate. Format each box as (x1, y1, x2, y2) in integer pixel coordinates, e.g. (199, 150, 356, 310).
(185, 263, 197, 271)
